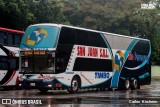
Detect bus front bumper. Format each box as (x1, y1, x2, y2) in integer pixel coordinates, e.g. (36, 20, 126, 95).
(20, 79, 67, 89)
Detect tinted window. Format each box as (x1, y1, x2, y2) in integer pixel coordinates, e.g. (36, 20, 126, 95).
(7, 33, 14, 45)
(0, 32, 5, 45)
(75, 30, 89, 46)
(14, 34, 22, 46)
(133, 40, 150, 55)
(0, 57, 8, 70)
(59, 27, 75, 44)
(10, 58, 19, 70)
(89, 32, 106, 47)
(73, 58, 112, 71)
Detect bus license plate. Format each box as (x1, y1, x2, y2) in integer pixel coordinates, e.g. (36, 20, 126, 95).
(30, 83, 35, 86)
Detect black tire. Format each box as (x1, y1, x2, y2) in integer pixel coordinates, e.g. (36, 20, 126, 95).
(124, 77, 131, 90)
(68, 77, 80, 93)
(131, 78, 139, 90)
(39, 89, 48, 93)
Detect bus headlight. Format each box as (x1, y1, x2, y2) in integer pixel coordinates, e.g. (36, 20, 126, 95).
(19, 84, 22, 86)
(48, 84, 52, 87)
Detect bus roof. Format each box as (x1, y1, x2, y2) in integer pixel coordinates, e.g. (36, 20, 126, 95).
(0, 27, 24, 34)
(29, 23, 149, 41)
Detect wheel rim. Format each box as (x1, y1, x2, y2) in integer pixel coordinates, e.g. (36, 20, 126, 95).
(133, 79, 137, 88)
(72, 80, 78, 91)
(126, 79, 130, 89)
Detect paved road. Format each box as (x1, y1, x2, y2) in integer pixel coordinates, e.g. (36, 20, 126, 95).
(0, 80, 160, 107)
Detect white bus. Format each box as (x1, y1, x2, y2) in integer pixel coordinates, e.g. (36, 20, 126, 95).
(0, 27, 24, 89)
(19, 23, 151, 93)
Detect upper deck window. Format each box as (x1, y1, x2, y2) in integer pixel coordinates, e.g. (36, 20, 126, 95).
(0, 32, 5, 45)
(58, 27, 75, 44)
(88, 32, 107, 48)
(75, 29, 89, 46)
(7, 33, 14, 45)
(14, 34, 22, 46)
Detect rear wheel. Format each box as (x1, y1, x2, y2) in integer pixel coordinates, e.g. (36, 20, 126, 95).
(68, 77, 80, 93)
(131, 78, 139, 90)
(124, 77, 131, 90)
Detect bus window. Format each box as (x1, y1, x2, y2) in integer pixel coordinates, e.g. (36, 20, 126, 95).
(14, 34, 22, 46)
(20, 51, 55, 74)
(89, 32, 107, 48)
(7, 33, 14, 45)
(75, 30, 89, 46)
(0, 32, 5, 45)
(0, 57, 8, 70)
(59, 27, 75, 44)
(10, 57, 18, 70)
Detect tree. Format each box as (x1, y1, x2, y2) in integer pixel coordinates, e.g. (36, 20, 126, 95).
(0, 0, 68, 30)
(0, 0, 35, 30)
(28, 0, 68, 24)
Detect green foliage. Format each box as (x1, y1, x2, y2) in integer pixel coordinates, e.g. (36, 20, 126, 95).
(0, 0, 35, 30)
(0, 0, 159, 64)
(0, 0, 68, 30)
(62, 0, 160, 65)
(152, 31, 160, 65)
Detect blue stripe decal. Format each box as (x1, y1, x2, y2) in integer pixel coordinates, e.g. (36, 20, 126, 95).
(120, 77, 126, 80)
(111, 39, 139, 88)
(139, 72, 150, 79)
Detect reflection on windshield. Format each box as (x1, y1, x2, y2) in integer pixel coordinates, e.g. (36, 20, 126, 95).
(21, 52, 55, 73)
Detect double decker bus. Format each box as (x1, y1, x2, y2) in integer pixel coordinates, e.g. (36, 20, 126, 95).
(19, 23, 151, 93)
(0, 27, 24, 89)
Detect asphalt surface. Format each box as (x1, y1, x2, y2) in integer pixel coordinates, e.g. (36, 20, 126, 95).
(0, 80, 160, 107)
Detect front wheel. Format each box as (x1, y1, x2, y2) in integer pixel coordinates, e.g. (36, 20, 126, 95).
(68, 77, 79, 93)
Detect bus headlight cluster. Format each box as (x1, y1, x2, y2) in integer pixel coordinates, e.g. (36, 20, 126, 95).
(48, 84, 52, 87)
(19, 84, 22, 86)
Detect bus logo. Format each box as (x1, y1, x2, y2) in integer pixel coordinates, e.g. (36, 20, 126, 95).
(95, 72, 110, 79)
(25, 28, 48, 46)
(128, 52, 149, 64)
(114, 50, 125, 71)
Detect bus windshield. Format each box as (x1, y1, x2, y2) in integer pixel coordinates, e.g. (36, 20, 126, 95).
(20, 51, 55, 74)
(20, 25, 60, 49)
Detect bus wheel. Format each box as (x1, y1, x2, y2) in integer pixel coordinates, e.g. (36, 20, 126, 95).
(39, 89, 48, 93)
(68, 77, 79, 93)
(124, 77, 131, 90)
(131, 78, 138, 90)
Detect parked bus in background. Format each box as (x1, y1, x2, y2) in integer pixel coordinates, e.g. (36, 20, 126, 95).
(0, 27, 24, 89)
(19, 24, 151, 93)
